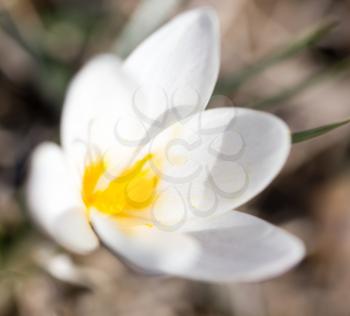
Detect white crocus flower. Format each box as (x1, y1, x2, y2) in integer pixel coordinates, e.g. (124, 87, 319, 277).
(26, 8, 305, 283)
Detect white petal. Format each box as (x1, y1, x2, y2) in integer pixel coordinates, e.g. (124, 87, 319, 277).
(123, 7, 220, 126)
(179, 211, 305, 282)
(90, 210, 199, 275)
(145, 107, 290, 219)
(204, 108, 291, 210)
(53, 208, 99, 254)
(26, 142, 98, 254)
(151, 186, 187, 231)
(39, 253, 91, 288)
(60, 54, 143, 171)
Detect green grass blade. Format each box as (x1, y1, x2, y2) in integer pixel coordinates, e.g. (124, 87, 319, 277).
(292, 118, 350, 144)
(217, 19, 337, 94)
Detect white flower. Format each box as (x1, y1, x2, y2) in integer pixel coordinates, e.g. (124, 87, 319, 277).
(26, 7, 304, 283)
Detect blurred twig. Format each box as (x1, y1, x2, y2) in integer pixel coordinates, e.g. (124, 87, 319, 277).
(292, 117, 350, 143)
(217, 19, 337, 94)
(247, 58, 350, 108)
(0, 9, 40, 62)
(0, 8, 75, 104)
(0, 8, 63, 69)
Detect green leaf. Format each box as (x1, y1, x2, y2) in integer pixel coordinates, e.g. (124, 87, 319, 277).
(292, 118, 350, 143)
(217, 19, 337, 94)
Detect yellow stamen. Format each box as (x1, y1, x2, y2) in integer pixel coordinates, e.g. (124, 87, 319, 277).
(82, 154, 160, 224)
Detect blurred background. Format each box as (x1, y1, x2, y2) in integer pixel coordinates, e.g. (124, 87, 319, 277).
(1, 0, 350, 315)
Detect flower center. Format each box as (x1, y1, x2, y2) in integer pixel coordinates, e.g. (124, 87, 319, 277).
(82, 153, 160, 221)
